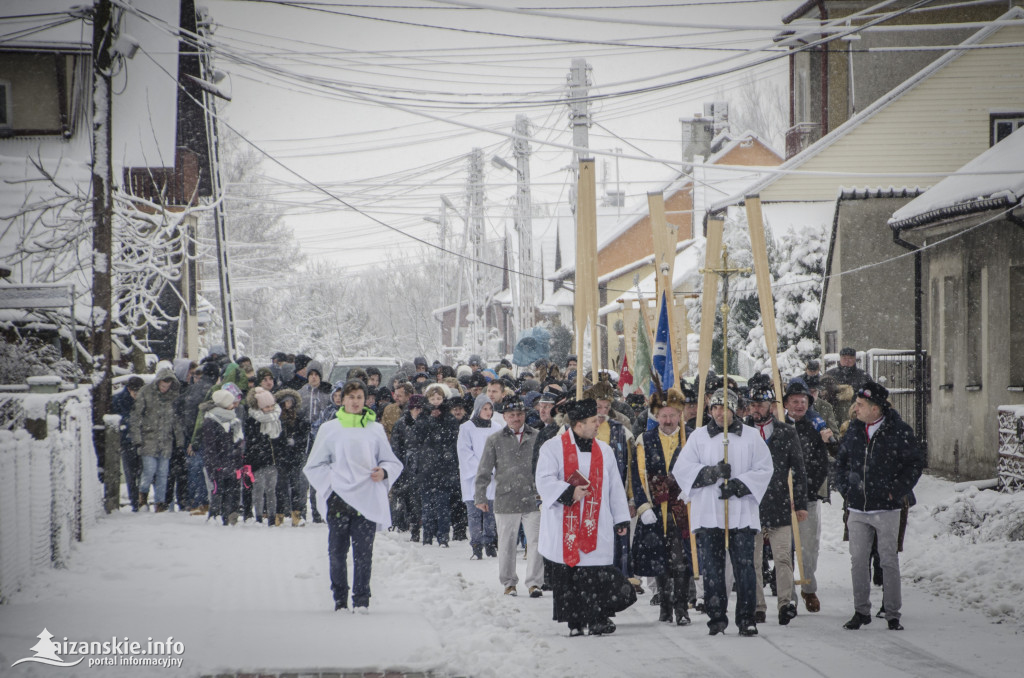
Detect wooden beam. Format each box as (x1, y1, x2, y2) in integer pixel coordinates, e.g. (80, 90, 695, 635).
(695, 217, 724, 426)
(576, 159, 599, 396)
(746, 195, 785, 420)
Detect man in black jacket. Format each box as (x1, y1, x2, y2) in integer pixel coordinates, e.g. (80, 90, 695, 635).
(835, 381, 925, 631)
(745, 374, 808, 626)
(784, 381, 831, 613)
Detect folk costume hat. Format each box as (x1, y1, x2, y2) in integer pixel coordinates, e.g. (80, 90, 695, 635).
(500, 395, 526, 412)
(708, 387, 738, 411)
(565, 397, 598, 423)
(856, 380, 890, 410)
(783, 380, 815, 407)
(651, 387, 687, 413)
(582, 379, 616, 402)
(747, 373, 776, 403)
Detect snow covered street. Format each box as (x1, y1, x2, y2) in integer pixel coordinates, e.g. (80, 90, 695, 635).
(1, 474, 1022, 678)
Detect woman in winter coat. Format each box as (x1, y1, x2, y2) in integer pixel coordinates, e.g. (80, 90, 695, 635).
(410, 384, 460, 546)
(274, 389, 309, 526)
(303, 379, 403, 612)
(457, 395, 501, 559)
(388, 394, 423, 539)
(129, 366, 185, 512)
(202, 388, 246, 525)
(245, 386, 282, 526)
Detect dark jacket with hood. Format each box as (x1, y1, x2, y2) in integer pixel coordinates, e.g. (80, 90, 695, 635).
(275, 389, 308, 470)
(410, 400, 460, 490)
(835, 408, 924, 512)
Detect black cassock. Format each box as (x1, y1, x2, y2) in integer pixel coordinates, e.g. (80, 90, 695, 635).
(547, 560, 637, 628)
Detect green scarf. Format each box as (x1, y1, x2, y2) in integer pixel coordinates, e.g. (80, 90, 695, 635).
(336, 406, 377, 429)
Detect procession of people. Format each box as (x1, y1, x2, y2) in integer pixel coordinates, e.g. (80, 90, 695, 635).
(114, 346, 924, 636)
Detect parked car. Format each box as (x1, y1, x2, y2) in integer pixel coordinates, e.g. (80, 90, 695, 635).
(327, 357, 404, 387)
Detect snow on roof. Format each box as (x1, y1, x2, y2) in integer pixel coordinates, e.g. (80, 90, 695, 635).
(759, 200, 839, 238)
(889, 126, 1024, 230)
(711, 7, 1024, 212)
(600, 239, 705, 316)
(545, 286, 575, 308)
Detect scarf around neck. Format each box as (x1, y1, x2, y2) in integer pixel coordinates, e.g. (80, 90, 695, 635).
(207, 406, 244, 442)
(251, 404, 283, 439)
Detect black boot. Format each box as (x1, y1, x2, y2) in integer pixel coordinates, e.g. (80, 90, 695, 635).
(843, 612, 872, 630)
(471, 544, 483, 560)
(779, 602, 798, 626)
(410, 527, 420, 543)
(657, 576, 672, 622)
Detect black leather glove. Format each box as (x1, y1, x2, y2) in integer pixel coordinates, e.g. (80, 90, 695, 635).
(716, 461, 731, 480)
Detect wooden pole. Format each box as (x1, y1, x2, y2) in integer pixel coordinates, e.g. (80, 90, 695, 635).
(789, 471, 810, 586)
(745, 195, 785, 420)
(695, 217, 724, 426)
(688, 502, 700, 579)
(576, 159, 599, 397)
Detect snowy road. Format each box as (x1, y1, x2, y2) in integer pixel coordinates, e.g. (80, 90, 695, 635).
(1, 475, 1021, 678)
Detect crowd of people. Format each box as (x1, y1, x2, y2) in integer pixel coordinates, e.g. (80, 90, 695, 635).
(111, 345, 924, 635)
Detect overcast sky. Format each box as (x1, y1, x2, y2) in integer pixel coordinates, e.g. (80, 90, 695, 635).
(202, 0, 802, 271)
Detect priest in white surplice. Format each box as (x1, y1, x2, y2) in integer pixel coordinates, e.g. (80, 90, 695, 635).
(536, 398, 635, 636)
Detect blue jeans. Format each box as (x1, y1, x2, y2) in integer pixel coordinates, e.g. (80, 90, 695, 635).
(186, 453, 208, 508)
(697, 528, 757, 630)
(138, 456, 170, 503)
(465, 500, 496, 546)
(420, 486, 451, 545)
(326, 493, 376, 608)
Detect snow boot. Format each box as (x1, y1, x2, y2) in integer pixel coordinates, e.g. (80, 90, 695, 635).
(843, 612, 872, 630)
(887, 618, 904, 631)
(485, 543, 497, 558)
(755, 610, 767, 624)
(291, 510, 301, 527)
(275, 514, 284, 527)
(190, 504, 209, 516)
(471, 544, 483, 560)
(154, 503, 167, 513)
(227, 512, 240, 526)
(410, 527, 420, 543)
(138, 493, 149, 511)
(738, 622, 758, 637)
(779, 603, 798, 626)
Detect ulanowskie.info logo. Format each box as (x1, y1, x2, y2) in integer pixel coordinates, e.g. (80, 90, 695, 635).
(11, 628, 185, 669)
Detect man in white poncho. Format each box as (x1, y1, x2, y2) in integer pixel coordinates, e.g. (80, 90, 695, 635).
(675, 388, 773, 637)
(304, 380, 403, 613)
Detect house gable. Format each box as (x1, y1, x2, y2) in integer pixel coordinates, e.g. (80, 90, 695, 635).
(714, 10, 1024, 207)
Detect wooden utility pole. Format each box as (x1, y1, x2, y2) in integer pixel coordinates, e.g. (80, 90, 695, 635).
(745, 195, 785, 420)
(91, 0, 116, 511)
(575, 158, 599, 398)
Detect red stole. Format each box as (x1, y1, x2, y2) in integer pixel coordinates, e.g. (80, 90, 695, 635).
(561, 429, 604, 567)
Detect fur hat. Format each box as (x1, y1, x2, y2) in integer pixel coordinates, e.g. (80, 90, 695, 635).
(855, 380, 889, 410)
(212, 389, 235, 409)
(253, 387, 275, 410)
(582, 379, 616, 402)
(708, 387, 738, 411)
(423, 383, 450, 401)
(565, 398, 598, 423)
(650, 387, 687, 413)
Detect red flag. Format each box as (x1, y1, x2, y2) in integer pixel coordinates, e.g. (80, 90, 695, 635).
(620, 355, 634, 395)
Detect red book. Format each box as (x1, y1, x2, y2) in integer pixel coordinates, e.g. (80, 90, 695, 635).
(566, 470, 589, 487)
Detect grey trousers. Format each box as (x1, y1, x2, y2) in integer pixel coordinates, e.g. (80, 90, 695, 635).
(848, 509, 902, 620)
(252, 466, 278, 518)
(798, 500, 821, 594)
(494, 511, 543, 589)
(754, 526, 794, 612)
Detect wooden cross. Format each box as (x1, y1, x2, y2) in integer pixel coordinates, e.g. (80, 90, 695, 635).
(698, 244, 750, 551)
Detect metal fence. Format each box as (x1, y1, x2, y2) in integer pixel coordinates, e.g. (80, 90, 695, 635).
(867, 349, 930, 446)
(0, 386, 103, 603)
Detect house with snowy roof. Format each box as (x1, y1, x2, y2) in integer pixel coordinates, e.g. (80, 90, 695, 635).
(549, 127, 782, 371)
(0, 0, 215, 363)
(710, 7, 1024, 450)
(887, 127, 1024, 481)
